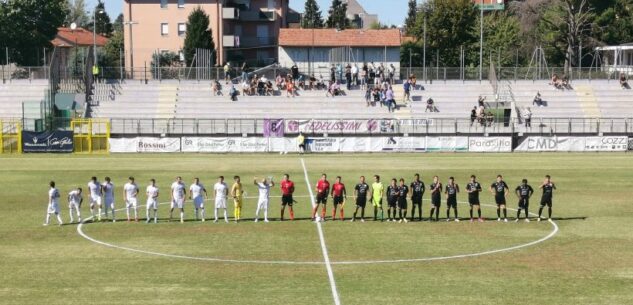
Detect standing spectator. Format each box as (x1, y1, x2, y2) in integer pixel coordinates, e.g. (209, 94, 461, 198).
(336, 64, 343, 83)
(286, 78, 295, 98)
(345, 64, 352, 90)
(224, 62, 231, 84)
(229, 85, 238, 101)
(241, 62, 248, 82)
(523, 108, 532, 129)
(368, 62, 376, 85)
(410, 74, 417, 91)
(478, 95, 486, 107)
(330, 65, 336, 83)
(291, 63, 299, 81)
(364, 87, 372, 107)
(403, 79, 411, 102)
(470, 107, 477, 126)
(386, 86, 396, 112)
(620, 73, 630, 89)
(388, 64, 396, 84)
(360, 64, 368, 90)
(351, 64, 359, 86)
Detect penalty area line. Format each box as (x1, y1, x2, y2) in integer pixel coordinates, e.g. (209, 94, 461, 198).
(300, 158, 342, 305)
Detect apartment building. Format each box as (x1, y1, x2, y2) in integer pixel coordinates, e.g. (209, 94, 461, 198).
(123, 0, 293, 69)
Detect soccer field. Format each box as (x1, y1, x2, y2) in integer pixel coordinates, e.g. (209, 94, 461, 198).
(1, 153, 632, 305)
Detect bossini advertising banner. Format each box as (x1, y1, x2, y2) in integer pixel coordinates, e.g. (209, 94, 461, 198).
(181, 137, 269, 153)
(109, 137, 181, 153)
(22, 131, 74, 153)
(515, 137, 627, 152)
(468, 137, 512, 152)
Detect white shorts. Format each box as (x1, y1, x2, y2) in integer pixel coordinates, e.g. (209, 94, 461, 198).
(48, 202, 60, 214)
(104, 197, 115, 208)
(257, 199, 269, 210)
(90, 195, 101, 206)
(68, 201, 81, 209)
(193, 196, 205, 209)
(126, 198, 138, 208)
(146, 199, 157, 210)
(171, 198, 185, 209)
(215, 198, 227, 209)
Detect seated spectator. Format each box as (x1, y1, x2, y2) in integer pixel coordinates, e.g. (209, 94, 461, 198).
(229, 85, 238, 101)
(286, 80, 295, 98)
(257, 80, 266, 96)
(533, 91, 544, 107)
(425, 97, 436, 112)
(297, 75, 305, 91)
(265, 81, 274, 96)
(212, 80, 222, 96)
(561, 74, 572, 90)
(249, 78, 258, 96)
(326, 81, 343, 97)
(316, 75, 326, 90)
(550, 74, 562, 89)
(478, 95, 486, 107)
(485, 112, 494, 127)
(620, 73, 630, 89)
(470, 107, 477, 126)
(240, 81, 250, 96)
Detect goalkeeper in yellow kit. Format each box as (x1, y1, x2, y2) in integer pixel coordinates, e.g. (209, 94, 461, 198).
(231, 176, 244, 222)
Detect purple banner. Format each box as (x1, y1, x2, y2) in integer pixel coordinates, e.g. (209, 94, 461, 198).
(263, 119, 285, 137)
(285, 119, 382, 134)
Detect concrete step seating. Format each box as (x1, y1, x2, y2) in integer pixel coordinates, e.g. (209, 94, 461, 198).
(0, 80, 48, 118)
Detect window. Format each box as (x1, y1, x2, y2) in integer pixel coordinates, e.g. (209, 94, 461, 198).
(161, 23, 169, 36)
(160, 0, 168, 8)
(178, 23, 186, 36)
(178, 0, 185, 8)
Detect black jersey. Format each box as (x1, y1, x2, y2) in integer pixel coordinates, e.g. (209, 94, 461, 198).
(410, 180, 425, 197)
(541, 183, 555, 198)
(445, 183, 458, 196)
(398, 185, 409, 199)
(355, 183, 369, 198)
(430, 182, 442, 198)
(491, 181, 508, 196)
(387, 185, 400, 200)
(516, 184, 534, 197)
(466, 182, 482, 199)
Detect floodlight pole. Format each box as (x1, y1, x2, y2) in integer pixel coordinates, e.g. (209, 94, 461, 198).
(479, 0, 484, 82)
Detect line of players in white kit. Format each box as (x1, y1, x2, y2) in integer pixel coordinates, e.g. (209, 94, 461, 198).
(43, 173, 557, 226)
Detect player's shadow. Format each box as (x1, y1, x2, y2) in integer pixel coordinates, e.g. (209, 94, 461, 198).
(549, 216, 586, 221)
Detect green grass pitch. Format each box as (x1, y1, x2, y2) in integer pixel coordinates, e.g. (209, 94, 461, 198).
(1, 153, 632, 305)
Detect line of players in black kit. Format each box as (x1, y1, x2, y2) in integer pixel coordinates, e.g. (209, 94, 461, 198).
(324, 173, 557, 223)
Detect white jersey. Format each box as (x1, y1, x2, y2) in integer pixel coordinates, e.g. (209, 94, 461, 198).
(124, 182, 139, 199)
(257, 182, 271, 200)
(88, 181, 101, 198)
(68, 190, 82, 203)
(171, 182, 186, 199)
(190, 183, 205, 199)
(146, 185, 159, 199)
(49, 187, 61, 205)
(214, 182, 228, 200)
(102, 182, 115, 200)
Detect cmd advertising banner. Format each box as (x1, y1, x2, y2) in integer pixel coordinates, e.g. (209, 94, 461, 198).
(22, 131, 74, 153)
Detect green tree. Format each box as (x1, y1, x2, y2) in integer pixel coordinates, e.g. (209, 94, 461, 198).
(404, 0, 417, 35)
(0, 0, 68, 66)
(400, 41, 424, 67)
(473, 11, 521, 67)
(326, 0, 349, 29)
(87, 2, 113, 37)
(101, 30, 124, 76)
(302, 0, 324, 28)
(183, 6, 215, 67)
(593, 0, 633, 46)
(113, 13, 124, 33)
(65, 0, 90, 27)
(414, 0, 478, 67)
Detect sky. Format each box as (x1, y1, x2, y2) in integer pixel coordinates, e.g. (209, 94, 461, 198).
(93, 0, 412, 27)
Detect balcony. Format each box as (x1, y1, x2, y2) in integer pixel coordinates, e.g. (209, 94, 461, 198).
(223, 36, 277, 48)
(238, 10, 276, 22)
(223, 7, 238, 20)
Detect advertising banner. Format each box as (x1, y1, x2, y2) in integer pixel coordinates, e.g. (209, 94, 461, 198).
(181, 137, 269, 153)
(583, 137, 628, 152)
(370, 137, 426, 152)
(285, 119, 382, 134)
(22, 131, 74, 153)
(629, 138, 633, 151)
(306, 137, 340, 152)
(515, 137, 627, 152)
(263, 119, 284, 137)
(468, 137, 512, 152)
(426, 137, 468, 152)
(109, 137, 181, 153)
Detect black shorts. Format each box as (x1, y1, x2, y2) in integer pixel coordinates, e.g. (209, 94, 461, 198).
(411, 196, 422, 205)
(387, 197, 398, 208)
(518, 197, 529, 209)
(540, 196, 552, 207)
(447, 196, 457, 207)
(495, 195, 506, 205)
(431, 195, 441, 207)
(333, 196, 344, 206)
(356, 196, 367, 208)
(468, 196, 480, 205)
(398, 199, 407, 209)
(282, 194, 293, 206)
(316, 193, 328, 204)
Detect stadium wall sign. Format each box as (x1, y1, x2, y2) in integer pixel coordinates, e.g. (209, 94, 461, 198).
(468, 137, 512, 152)
(22, 131, 74, 153)
(182, 137, 269, 153)
(426, 137, 469, 152)
(285, 119, 383, 133)
(109, 137, 181, 153)
(515, 136, 628, 152)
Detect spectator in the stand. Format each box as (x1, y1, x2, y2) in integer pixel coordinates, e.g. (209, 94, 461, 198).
(550, 74, 562, 89)
(365, 87, 372, 107)
(240, 80, 250, 96)
(286, 77, 295, 98)
(425, 97, 435, 112)
(224, 62, 231, 84)
(309, 74, 317, 90)
(523, 108, 532, 128)
(241, 62, 248, 81)
(476, 105, 485, 125)
(403, 79, 411, 102)
(470, 107, 477, 126)
(265, 80, 274, 96)
(330, 65, 336, 83)
(374, 72, 382, 87)
(620, 73, 629, 89)
(326, 81, 342, 97)
(485, 112, 494, 127)
(372, 87, 381, 106)
(378, 63, 385, 80)
(336, 64, 343, 83)
(351, 64, 359, 86)
(275, 74, 283, 90)
(410, 74, 417, 91)
(388, 64, 396, 84)
(317, 74, 326, 90)
(345, 64, 352, 90)
(368, 62, 376, 85)
(361, 63, 368, 90)
(229, 85, 238, 101)
(533, 92, 544, 107)
(478, 95, 486, 107)
(297, 75, 305, 90)
(291, 64, 299, 81)
(386, 86, 396, 112)
(212, 80, 222, 96)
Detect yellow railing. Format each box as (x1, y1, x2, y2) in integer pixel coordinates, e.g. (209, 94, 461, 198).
(71, 119, 110, 154)
(0, 120, 22, 153)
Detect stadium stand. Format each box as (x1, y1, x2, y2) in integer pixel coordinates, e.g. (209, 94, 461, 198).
(0, 80, 48, 118)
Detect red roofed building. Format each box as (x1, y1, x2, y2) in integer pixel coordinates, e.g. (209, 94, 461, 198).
(278, 28, 404, 80)
(51, 27, 109, 70)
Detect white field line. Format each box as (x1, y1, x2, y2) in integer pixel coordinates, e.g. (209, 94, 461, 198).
(300, 158, 341, 305)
